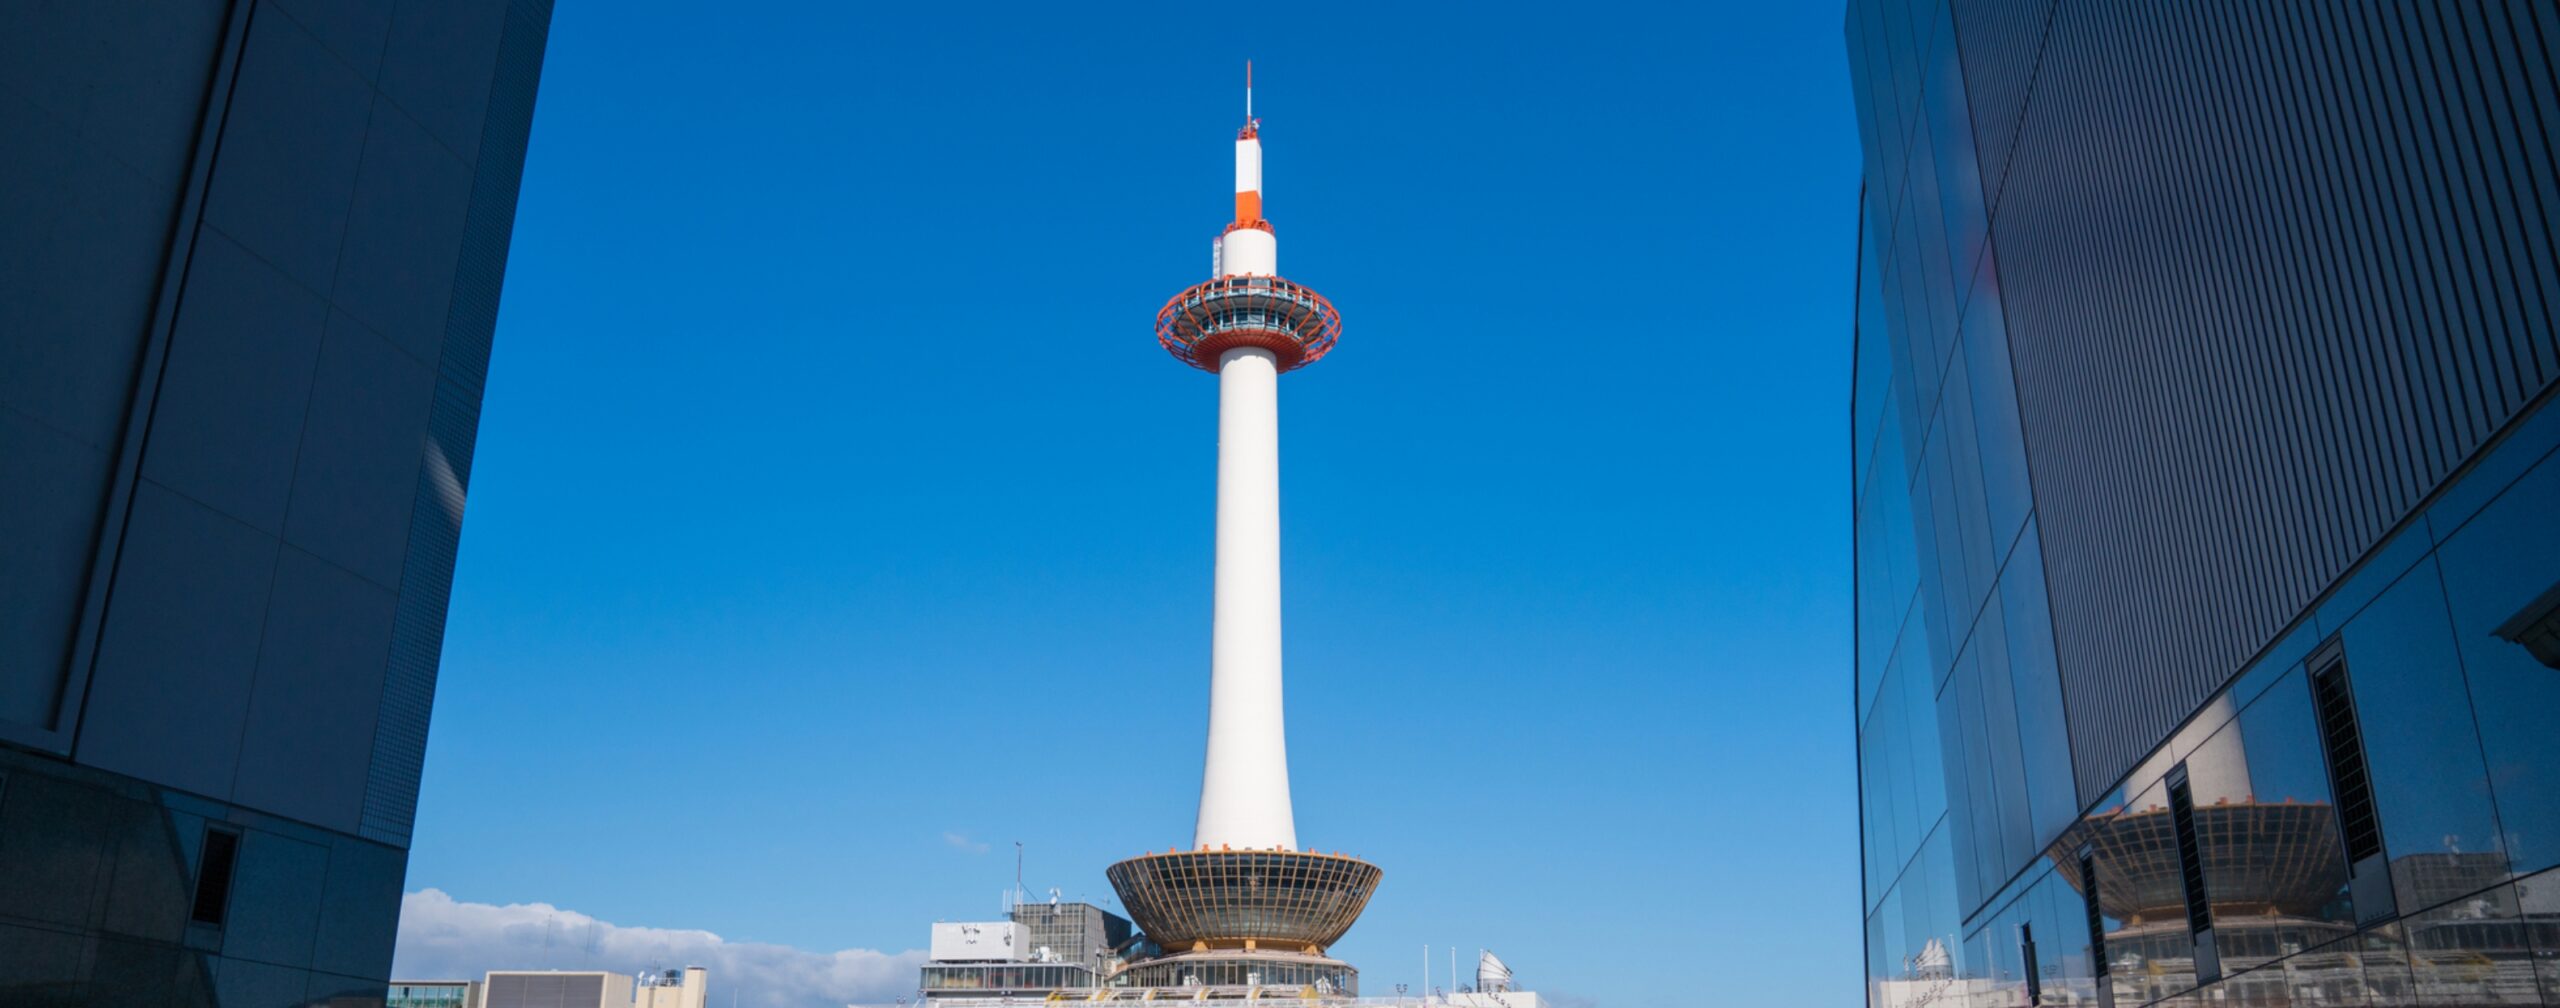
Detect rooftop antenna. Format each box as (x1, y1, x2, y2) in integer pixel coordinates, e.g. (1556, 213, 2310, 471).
(1014, 840, 1025, 908)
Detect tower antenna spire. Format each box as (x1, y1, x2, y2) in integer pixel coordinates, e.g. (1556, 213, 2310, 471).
(1245, 59, 1253, 121)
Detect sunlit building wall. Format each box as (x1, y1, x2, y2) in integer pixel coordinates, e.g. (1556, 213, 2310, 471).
(920, 902, 1136, 1001)
(632, 967, 709, 1008)
(1848, 4, 2560, 1007)
(482, 971, 635, 1008)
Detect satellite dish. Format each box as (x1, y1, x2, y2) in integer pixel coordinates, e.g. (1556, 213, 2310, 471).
(1475, 951, 1513, 993)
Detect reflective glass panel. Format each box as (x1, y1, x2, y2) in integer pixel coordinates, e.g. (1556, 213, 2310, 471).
(1861, 413, 1923, 710)
(2435, 450, 2560, 877)
(2403, 883, 2541, 1006)
(2512, 867, 2560, 1007)
(2221, 966, 2290, 1007)
(2097, 781, 2197, 1004)
(2032, 868, 2098, 1007)
(1882, 826, 1964, 1008)
(2226, 670, 2356, 946)
(1856, 220, 1895, 497)
(1981, 895, 2028, 1008)
(1999, 523, 2077, 854)
(2359, 922, 2417, 1006)
(1959, 252, 2029, 553)
(1949, 640, 2018, 908)
(1968, 596, 2037, 893)
(1923, 10, 1986, 302)
(1867, 905, 1890, 1008)
(1935, 359, 1998, 621)
(1863, 656, 1915, 895)
(1938, 655, 1987, 910)
(1961, 927, 1991, 1008)
(1895, 635, 1950, 853)
(2275, 933, 2368, 1008)
(2340, 559, 2508, 910)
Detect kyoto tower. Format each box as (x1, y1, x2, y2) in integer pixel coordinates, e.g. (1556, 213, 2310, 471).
(1106, 68, 1380, 995)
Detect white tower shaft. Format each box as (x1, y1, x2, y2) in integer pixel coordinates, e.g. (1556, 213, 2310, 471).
(1195, 344, 1296, 850)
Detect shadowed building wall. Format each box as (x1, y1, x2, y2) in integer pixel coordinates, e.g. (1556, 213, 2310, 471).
(0, 0, 552, 1003)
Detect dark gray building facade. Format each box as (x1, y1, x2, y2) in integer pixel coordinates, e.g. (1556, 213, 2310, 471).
(1851, 3, 2560, 1008)
(2, 0, 550, 1003)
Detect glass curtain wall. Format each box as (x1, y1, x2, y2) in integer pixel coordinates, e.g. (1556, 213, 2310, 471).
(1850, 1, 2560, 1006)
(1852, 0, 2073, 1005)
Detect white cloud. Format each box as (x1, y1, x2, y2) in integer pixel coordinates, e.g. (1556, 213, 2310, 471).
(394, 889, 923, 1008)
(941, 832, 990, 854)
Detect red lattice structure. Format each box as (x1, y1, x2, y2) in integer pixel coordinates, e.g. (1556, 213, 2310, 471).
(1156, 275, 1342, 374)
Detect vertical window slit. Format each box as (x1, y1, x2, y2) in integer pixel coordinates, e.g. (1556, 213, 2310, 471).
(2166, 772, 2211, 936)
(2078, 847, 2107, 977)
(2310, 658, 2384, 863)
(190, 827, 240, 926)
(2019, 921, 2043, 1006)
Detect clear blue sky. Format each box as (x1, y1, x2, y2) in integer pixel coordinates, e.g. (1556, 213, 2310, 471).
(407, 2, 1864, 1006)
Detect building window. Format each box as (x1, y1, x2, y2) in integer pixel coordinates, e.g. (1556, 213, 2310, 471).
(2018, 921, 2043, 1006)
(2077, 848, 2106, 979)
(189, 827, 240, 926)
(2166, 766, 2219, 982)
(2309, 655, 2384, 866)
(2165, 772, 2209, 934)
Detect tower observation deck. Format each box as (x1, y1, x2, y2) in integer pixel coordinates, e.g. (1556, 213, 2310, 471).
(1109, 69, 1378, 997)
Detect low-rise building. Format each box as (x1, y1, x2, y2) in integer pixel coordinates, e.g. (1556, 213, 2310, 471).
(482, 971, 636, 1008)
(633, 967, 709, 1008)
(921, 900, 1135, 1003)
(389, 980, 481, 1008)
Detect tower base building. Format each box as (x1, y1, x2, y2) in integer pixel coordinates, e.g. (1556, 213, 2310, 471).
(920, 900, 1135, 1003)
(1104, 849, 1381, 995)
